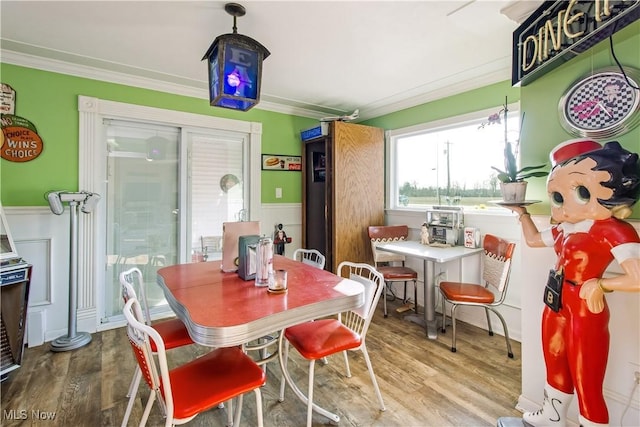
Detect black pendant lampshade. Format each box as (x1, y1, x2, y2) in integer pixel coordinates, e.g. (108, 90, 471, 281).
(202, 3, 270, 112)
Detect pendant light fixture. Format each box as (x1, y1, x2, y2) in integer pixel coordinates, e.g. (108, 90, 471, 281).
(202, 3, 270, 111)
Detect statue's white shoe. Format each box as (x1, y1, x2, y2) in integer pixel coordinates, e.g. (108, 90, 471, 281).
(523, 384, 573, 427)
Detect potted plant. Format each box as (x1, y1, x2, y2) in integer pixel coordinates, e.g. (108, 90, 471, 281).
(492, 140, 548, 202)
(487, 100, 548, 203)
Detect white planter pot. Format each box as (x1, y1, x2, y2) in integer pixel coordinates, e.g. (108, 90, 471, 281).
(500, 181, 528, 203)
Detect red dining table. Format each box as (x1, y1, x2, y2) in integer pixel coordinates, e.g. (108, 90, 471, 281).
(156, 255, 365, 348)
(156, 255, 365, 424)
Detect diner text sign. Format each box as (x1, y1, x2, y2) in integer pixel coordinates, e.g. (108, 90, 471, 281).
(512, 0, 640, 86)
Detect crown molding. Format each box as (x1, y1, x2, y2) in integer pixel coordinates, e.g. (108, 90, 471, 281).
(0, 49, 330, 120)
(357, 58, 512, 121)
(1, 47, 510, 123)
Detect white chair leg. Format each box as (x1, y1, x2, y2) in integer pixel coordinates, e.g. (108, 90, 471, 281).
(360, 345, 385, 411)
(121, 397, 135, 427)
(279, 340, 290, 402)
(121, 368, 142, 427)
(342, 350, 351, 378)
(142, 389, 157, 427)
(126, 366, 141, 397)
(253, 388, 264, 427)
(225, 399, 233, 427)
(307, 360, 316, 427)
(232, 395, 244, 427)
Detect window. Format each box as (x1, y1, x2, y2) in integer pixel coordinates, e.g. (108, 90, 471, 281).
(388, 103, 520, 209)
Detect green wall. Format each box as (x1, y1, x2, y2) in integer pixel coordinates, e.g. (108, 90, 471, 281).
(364, 21, 640, 219)
(520, 21, 640, 217)
(2, 20, 639, 219)
(363, 80, 521, 130)
(0, 64, 316, 206)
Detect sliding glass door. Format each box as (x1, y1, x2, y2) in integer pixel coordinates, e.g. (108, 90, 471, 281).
(101, 120, 247, 322)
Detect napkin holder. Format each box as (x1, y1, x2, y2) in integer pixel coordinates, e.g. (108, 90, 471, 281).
(238, 235, 260, 280)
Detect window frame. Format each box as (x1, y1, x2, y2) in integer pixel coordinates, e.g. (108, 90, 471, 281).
(386, 102, 521, 211)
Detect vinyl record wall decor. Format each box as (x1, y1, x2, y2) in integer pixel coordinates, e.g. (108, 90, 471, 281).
(558, 67, 640, 139)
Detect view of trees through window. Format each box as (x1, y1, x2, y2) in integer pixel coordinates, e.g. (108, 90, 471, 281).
(392, 106, 520, 208)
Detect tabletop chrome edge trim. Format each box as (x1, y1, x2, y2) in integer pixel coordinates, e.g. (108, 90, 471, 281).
(158, 275, 365, 348)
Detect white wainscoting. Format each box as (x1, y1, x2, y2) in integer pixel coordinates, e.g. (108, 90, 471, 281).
(5, 207, 69, 346)
(4, 204, 303, 347)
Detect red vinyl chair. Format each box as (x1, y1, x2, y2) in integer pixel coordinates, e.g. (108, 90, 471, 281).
(368, 225, 418, 317)
(119, 267, 194, 426)
(439, 234, 516, 357)
(278, 261, 386, 427)
(122, 297, 266, 426)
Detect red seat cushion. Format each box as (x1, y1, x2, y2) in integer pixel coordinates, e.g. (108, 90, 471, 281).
(150, 318, 193, 352)
(377, 266, 417, 281)
(169, 346, 266, 420)
(284, 319, 361, 360)
(439, 281, 495, 304)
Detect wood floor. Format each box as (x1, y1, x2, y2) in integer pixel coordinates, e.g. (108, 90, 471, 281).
(1, 299, 522, 426)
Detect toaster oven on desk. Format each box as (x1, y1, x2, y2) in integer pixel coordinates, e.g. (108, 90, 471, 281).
(426, 206, 464, 246)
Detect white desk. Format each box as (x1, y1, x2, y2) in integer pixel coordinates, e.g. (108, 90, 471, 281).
(376, 241, 483, 339)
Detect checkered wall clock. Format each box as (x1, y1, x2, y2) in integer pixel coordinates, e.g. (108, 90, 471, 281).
(558, 67, 640, 139)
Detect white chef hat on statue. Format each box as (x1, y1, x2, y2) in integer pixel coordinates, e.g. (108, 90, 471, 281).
(549, 138, 602, 167)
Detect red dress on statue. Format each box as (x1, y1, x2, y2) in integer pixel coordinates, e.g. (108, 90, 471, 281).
(540, 217, 640, 423)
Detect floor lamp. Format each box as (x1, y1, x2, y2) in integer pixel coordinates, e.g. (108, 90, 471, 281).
(47, 191, 100, 352)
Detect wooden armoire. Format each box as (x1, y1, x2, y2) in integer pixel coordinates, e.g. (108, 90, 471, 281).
(302, 121, 384, 272)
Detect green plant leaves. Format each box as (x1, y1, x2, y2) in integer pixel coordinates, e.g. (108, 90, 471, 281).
(492, 162, 548, 182)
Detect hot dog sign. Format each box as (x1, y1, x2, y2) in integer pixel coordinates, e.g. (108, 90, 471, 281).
(261, 154, 302, 171)
(1, 84, 44, 163)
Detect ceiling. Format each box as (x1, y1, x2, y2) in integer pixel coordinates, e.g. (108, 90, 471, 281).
(0, 0, 543, 120)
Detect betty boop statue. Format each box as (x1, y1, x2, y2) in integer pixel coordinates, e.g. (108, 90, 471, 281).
(507, 139, 640, 427)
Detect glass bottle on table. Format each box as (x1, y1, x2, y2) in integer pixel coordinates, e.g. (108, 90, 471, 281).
(255, 236, 273, 287)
